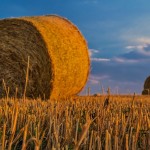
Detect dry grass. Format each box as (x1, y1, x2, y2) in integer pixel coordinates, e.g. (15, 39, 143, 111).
(0, 95, 149, 149)
(0, 15, 90, 99)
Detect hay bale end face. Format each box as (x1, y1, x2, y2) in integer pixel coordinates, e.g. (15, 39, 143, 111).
(142, 76, 150, 95)
(0, 15, 90, 99)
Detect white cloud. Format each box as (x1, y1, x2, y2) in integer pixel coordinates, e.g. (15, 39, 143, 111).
(126, 45, 147, 50)
(126, 44, 150, 56)
(124, 36, 150, 57)
(91, 56, 139, 64)
(125, 37, 150, 50)
(89, 48, 111, 62)
(89, 75, 110, 85)
(89, 79, 99, 85)
(88, 49, 99, 57)
(113, 57, 139, 63)
(91, 58, 110, 62)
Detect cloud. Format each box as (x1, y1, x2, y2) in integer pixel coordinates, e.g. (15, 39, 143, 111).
(89, 49, 111, 62)
(88, 59, 147, 94)
(90, 48, 149, 85)
(88, 74, 110, 85)
(89, 38, 150, 65)
(88, 49, 99, 57)
(126, 45, 147, 50)
(91, 58, 110, 62)
(89, 39, 150, 92)
(125, 38, 150, 57)
(112, 57, 139, 63)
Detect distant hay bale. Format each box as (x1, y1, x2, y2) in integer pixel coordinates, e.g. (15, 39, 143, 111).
(0, 15, 90, 99)
(142, 76, 150, 95)
(142, 89, 149, 95)
(93, 93, 101, 97)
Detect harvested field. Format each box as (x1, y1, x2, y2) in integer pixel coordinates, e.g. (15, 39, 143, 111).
(0, 95, 149, 149)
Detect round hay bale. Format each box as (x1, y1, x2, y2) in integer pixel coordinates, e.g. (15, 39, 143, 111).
(142, 89, 149, 95)
(93, 93, 101, 97)
(142, 76, 150, 95)
(0, 15, 90, 99)
(143, 76, 150, 89)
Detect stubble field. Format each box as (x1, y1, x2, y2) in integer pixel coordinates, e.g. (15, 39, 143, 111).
(0, 95, 149, 150)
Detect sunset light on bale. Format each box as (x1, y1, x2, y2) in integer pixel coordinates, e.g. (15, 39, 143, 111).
(0, 15, 90, 99)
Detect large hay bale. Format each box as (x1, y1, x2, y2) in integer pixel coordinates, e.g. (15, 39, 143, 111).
(0, 15, 90, 99)
(142, 76, 150, 95)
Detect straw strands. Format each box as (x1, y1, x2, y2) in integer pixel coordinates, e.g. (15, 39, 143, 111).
(0, 15, 90, 99)
(0, 96, 149, 149)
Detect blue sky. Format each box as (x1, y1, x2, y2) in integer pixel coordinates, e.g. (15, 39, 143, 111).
(1, 0, 150, 94)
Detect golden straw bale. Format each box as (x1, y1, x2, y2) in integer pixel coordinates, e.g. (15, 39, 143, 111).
(0, 15, 90, 99)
